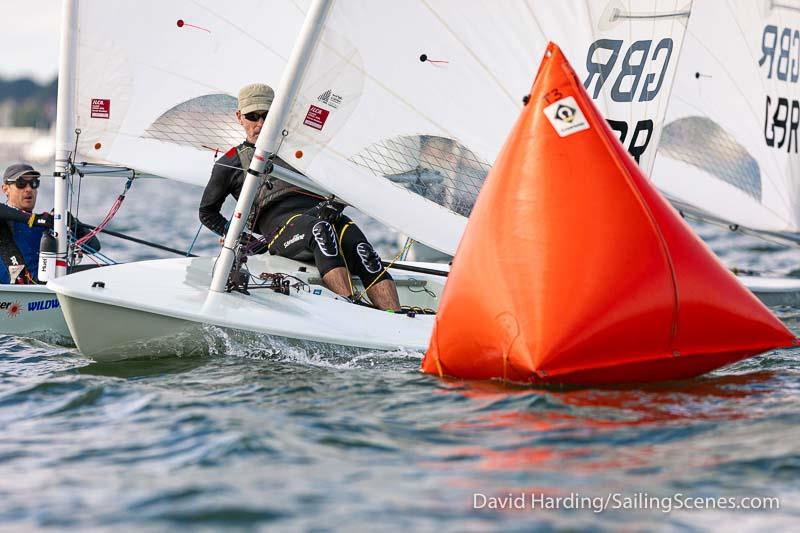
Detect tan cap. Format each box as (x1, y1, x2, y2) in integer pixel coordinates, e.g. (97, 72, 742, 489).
(238, 83, 274, 115)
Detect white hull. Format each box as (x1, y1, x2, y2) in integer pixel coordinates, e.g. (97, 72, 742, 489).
(45, 253, 800, 360)
(48, 255, 443, 361)
(738, 276, 800, 307)
(0, 284, 70, 338)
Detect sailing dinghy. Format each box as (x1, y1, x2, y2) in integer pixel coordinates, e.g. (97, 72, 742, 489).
(652, 0, 800, 305)
(422, 43, 798, 385)
(47, 0, 697, 360)
(1, 0, 310, 339)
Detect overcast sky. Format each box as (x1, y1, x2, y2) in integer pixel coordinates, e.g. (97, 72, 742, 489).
(1, 0, 62, 82)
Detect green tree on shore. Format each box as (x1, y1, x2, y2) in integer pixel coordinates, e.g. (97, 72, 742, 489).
(0, 77, 57, 128)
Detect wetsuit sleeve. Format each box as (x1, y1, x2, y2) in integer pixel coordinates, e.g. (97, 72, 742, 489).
(199, 152, 237, 236)
(0, 203, 34, 224)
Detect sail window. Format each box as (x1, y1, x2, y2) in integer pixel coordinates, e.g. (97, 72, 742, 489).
(659, 116, 762, 201)
(349, 135, 491, 217)
(142, 94, 243, 154)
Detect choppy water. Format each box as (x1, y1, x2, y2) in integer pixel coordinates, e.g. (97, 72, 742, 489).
(1, 170, 799, 531)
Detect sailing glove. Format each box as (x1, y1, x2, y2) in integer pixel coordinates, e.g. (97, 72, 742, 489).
(307, 200, 346, 224)
(28, 212, 54, 229)
(240, 231, 257, 247)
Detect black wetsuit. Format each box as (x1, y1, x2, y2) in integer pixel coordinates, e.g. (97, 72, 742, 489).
(199, 141, 391, 286)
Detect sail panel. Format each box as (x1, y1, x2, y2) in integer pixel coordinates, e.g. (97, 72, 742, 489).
(276, 0, 692, 254)
(652, 0, 800, 235)
(73, 0, 308, 185)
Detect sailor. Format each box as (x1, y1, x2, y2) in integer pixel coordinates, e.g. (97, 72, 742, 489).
(0, 163, 100, 284)
(199, 83, 401, 311)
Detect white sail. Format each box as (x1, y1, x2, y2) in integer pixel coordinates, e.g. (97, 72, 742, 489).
(71, 0, 307, 185)
(270, 0, 692, 254)
(652, 0, 800, 240)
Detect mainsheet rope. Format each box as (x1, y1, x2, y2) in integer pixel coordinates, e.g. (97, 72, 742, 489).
(74, 175, 134, 248)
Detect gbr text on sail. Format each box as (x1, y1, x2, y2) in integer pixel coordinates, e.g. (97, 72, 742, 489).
(583, 38, 674, 164)
(761, 25, 800, 153)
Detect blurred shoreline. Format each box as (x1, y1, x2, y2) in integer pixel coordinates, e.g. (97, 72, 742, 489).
(0, 126, 54, 163)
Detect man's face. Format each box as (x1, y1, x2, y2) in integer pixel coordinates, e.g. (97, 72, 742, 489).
(2, 175, 38, 212)
(237, 109, 268, 144)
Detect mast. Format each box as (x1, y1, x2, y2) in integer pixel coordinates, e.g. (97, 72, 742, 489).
(209, 0, 332, 292)
(52, 0, 78, 278)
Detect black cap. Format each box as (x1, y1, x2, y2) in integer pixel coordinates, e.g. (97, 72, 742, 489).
(3, 163, 41, 184)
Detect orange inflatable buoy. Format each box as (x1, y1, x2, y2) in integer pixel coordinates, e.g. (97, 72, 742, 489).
(421, 42, 798, 385)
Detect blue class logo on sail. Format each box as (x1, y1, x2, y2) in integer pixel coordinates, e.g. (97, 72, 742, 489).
(28, 298, 60, 312)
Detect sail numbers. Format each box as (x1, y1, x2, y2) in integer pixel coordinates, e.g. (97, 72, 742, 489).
(583, 38, 673, 103)
(758, 25, 800, 82)
(759, 26, 800, 153)
(582, 39, 672, 163)
(607, 119, 652, 164)
(764, 96, 800, 153)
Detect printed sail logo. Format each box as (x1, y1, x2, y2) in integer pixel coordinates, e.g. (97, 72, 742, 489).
(304, 105, 330, 131)
(317, 89, 342, 109)
(91, 99, 111, 119)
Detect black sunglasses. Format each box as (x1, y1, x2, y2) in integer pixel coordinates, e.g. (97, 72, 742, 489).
(6, 177, 40, 189)
(243, 111, 268, 122)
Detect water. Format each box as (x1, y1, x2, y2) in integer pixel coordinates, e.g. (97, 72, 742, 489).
(1, 173, 800, 531)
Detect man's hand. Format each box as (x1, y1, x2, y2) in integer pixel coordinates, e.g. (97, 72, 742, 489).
(307, 199, 346, 224)
(218, 231, 258, 247)
(240, 231, 268, 254)
(28, 211, 54, 229)
(240, 231, 258, 247)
